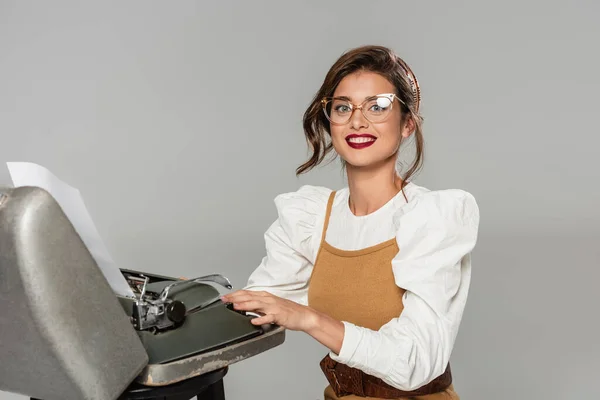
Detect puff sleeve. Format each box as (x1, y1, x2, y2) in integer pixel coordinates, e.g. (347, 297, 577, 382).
(329, 189, 480, 391)
(244, 185, 331, 306)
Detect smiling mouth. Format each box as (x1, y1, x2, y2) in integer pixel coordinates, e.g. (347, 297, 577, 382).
(346, 134, 376, 149)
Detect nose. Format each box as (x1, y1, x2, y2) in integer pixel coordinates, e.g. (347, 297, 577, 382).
(349, 106, 368, 130)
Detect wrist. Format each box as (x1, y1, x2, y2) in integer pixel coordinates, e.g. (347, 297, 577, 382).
(303, 306, 322, 333)
(303, 307, 345, 355)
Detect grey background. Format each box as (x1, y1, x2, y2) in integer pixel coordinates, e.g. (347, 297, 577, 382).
(1, 1, 598, 399)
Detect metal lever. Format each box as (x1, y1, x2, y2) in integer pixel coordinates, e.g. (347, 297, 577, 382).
(159, 274, 233, 302)
(137, 275, 149, 304)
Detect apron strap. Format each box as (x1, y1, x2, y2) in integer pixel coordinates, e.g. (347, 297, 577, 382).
(319, 191, 336, 245)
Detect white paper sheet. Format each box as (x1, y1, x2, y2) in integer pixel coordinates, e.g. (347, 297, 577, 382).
(6, 162, 134, 298)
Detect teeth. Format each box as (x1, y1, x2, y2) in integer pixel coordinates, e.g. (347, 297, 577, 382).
(347, 137, 375, 143)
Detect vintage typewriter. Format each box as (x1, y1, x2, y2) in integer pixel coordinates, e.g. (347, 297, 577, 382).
(0, 186, 285, 400)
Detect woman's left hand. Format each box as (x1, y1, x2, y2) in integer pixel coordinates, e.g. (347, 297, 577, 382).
(220, 290, 317, 332)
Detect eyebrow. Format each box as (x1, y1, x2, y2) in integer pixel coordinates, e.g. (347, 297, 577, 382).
(332, 95, 379, 101)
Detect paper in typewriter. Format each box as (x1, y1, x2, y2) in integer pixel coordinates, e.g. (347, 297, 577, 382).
(6, 162, 135, 298)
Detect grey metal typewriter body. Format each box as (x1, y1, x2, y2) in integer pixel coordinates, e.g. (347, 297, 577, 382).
(0, 186, 285, 400)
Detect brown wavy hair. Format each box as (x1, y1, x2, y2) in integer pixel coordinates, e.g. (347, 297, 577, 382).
(296, 45, 424, 190)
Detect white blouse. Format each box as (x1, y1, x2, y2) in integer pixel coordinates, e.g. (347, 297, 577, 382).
(244, 182, 480, 391)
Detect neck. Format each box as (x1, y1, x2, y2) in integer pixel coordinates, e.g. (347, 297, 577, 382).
(345, 158, 403, 216)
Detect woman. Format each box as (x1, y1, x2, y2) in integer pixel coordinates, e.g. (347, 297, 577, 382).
(220, 45, 480, 399)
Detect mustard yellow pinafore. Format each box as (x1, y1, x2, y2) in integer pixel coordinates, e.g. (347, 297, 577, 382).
(308, 191, 459, 400)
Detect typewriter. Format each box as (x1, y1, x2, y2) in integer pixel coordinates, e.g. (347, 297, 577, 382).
(0, 186, 285, 400)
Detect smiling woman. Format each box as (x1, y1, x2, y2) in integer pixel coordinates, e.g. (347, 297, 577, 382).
(220, 45, 480, 400)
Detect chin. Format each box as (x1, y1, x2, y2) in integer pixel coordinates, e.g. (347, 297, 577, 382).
(341, 155, 384, 169)
(344, 159, 374, 168)
(340, 151, 398, 171)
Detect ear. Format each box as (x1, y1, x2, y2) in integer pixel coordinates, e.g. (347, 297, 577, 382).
(401, 115, 416, 138)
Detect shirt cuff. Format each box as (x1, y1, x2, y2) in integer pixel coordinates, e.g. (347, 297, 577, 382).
(329, 321, 362, 364)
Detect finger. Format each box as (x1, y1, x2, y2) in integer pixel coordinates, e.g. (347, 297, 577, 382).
(222, 294, 258, 303)
(233, 300, 265, 312)
(237, 290, 273, 298)
(250, 314, 275, 325)
(221, 291, 251, 302)
(222, 289, 263, 299)
(220, 290, 239, 299)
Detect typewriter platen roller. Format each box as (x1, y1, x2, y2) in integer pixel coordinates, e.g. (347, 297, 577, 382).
(0, 186, 285, 400)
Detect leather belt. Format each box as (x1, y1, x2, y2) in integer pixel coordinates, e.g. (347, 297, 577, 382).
(319, 354, 452, 398)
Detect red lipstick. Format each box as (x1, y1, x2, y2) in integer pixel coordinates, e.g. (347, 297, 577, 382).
(345, 134, 376, 149)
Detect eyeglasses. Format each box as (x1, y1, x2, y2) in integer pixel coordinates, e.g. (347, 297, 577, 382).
(321, 93, 405, 125)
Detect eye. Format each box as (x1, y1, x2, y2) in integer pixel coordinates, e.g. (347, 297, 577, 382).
(333, 104, 351, 113)
(376, 97, 392, 108)
(366, 97, 392, 114)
